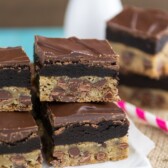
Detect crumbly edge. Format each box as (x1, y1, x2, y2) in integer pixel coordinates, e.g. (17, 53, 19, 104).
(110, 42, 168, 79)
(50, 135, 128, 168)
(39, 76, 120, 102)
(0, 86, 32, 111)
(119, 85, 168, 108)
(0, 149, 42, 168)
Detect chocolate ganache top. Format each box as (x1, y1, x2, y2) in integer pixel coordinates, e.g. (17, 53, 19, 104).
(0, 112, 38, 143)
(46, 103, 127, 127)
(35, 36, 119, 67)
(0, 47, 30, 67)
(107, 6, 168, 40)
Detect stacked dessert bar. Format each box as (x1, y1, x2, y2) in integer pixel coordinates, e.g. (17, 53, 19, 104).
(106, 6, 168, 108)
(0, 47, 42, 168)
(34, 36, 129, 167)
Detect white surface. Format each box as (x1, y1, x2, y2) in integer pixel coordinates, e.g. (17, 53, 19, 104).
(44, 119, 155, 168)
(64, 0, 123, 39)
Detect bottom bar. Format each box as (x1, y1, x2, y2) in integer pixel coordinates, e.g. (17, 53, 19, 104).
(119, 86, 168, 108)
(0, 150, 42, 168)
(51, 136, 128, 167)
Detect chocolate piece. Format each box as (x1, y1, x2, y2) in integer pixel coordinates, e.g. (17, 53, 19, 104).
(19, 95, 32, 106)
(0, 90, 12, 101)
(0, 112, 41, 155)
(95, 152, 107, 161)
(43, 103, 129, 145)
(68, 147, 80, 158)
(119, 71, 168, 90)
(106, 6, 168, 54)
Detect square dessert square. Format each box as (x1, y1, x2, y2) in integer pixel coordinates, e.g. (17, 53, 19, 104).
(119, 71, 168, 108)
(34, 36, 119, 102)
(0, 47, 32, 111)
(0, 112, 42, 168)
(42, 102, 129, 167)
(106, 6, 168, 79)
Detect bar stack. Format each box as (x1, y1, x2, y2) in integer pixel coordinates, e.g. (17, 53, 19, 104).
(106, 6, 168, 108)
(34, 36, 129, 167)
(0, 47, 42, 167)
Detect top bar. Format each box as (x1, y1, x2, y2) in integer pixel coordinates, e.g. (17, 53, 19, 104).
(106, 6, 168, 54)
(34, 36, 120, 102)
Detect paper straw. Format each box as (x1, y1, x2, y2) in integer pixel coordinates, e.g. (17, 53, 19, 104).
(116, 100, 168, 132)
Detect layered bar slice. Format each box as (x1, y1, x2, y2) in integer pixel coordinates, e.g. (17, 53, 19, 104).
(42, 102, 129, 167)
(0, 112, 43, 167)
(0, 47, 32, 111)
(106, 6, 168, 79)
(34, 36, 119, 102)
(119, 71, 168, 108)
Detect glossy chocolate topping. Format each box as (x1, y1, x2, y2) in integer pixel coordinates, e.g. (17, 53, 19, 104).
(107, 6, 168, 39)
(0, 47, 30, 67)
(47, 103, 126, 127)
(35, 36, 119, 67)
(0, 112, 38, 143)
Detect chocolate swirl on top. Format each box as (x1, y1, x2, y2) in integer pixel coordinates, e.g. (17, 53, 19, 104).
(0, 47, 30, 67)
(107, 6, 168, 39)
(35, 36, 119, 67)
(0, 112, 38, 143)
(47, 103, 126, 127)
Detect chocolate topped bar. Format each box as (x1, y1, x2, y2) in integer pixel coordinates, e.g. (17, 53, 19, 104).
(0, 112, 41, 154)
(44, 103, 129, 145)
(35, 36, 119, 77)
(0, 47, 31, 87)
(42, 103, 129, 167)
(106, 6, 168, 54)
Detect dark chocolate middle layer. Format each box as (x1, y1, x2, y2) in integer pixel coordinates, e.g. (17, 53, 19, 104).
(106, 27, 168, 55)
(0, 69, 31, 87)
(53, 120, 129, 145)
(0, 137, 41, 154)
(39, 64, 118, 77)
(119, 72, 168, 90)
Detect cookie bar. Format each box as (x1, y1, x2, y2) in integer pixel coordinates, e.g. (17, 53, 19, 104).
(0, 47, 32, 111)
(106, 6, 168, 79)
(42, 103, 129, 167)
(34, 36, 119, 102)
(119, 72, 168, 108)
(0, 112, 43, 168)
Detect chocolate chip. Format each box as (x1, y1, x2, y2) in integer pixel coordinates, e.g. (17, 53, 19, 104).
(51, 87, 65, 99)
(118, 143, 128, 150)
(141, 91, 152, 106)
(101, 142, 107, 148)
(10, 155, 26, 166)
(122, 51, 134, 64)
(68, 147, 80, 158)
(0, 89, 12, 101)
(143, 59, 152, 70)
(95, 152, 107, 161)
(80, 151, 91, 163)
(155, 95, 165, 106)
(53, 151, 64, 160)
(19, 95, 31, 105)
(104, 92, 113, 99)
(94, 79, 106, 87)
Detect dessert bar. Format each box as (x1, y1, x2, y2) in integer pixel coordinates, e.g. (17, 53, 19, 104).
(106, 6, 168, 79)
(0, 47, 32, 111)
(0, 112, 42, 167)
(34, 36, 119, 102)
(42, 102, 129, 167)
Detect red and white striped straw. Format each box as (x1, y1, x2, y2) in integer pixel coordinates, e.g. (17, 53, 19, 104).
(116, 100, 168, 132)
